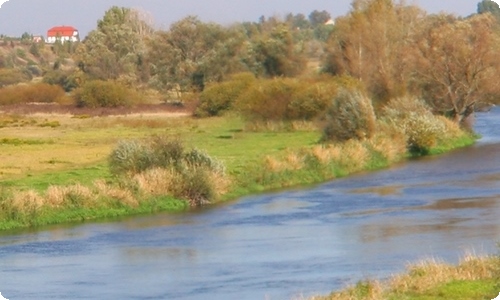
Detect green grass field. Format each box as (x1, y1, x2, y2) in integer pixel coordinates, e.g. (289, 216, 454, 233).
(0, 112, 319, 189)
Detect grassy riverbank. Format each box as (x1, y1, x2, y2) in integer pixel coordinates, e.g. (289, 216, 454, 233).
(0, 107, 476, 231)
(310, 253, 500, 300)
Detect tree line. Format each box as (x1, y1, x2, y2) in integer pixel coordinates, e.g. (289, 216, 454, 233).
(1, 0, 500, 128)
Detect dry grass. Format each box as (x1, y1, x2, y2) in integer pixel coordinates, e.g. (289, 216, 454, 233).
(368, 130, 407, 164)
(132, 168, 176, 197)
(336, 140, 369, 172)
(312, 254, 499, 300)
(94, 180, 138, 207)
(10, 190, 45, 214)
(438, 115, 464, 139)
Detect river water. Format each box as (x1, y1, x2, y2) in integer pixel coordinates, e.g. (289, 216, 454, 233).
(1, 108, 500, 300)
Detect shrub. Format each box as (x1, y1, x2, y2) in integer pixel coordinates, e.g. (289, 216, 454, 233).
(73, 80, 140, 108)
(383, 97, 446, 155)
(195, 72, 256, 117)
(43, 70, 78, 92)
(108, 140, 154, 175)
(236, 77, 303, 122)
(288, 81, 338, 120)
(0, 68, 31, 87)
(0, 83, 67, 105)
(321, 90, 377, 142)
(172, 168, 216, 207)
(400, 113, 446, 154)
(109, 136, 227, 206)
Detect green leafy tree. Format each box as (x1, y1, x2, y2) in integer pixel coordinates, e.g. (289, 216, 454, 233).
(77, 6, 153, 84)
(148, 16, 247, 94)
(252, 23, 307, 77)
(478, 0, 500, 21)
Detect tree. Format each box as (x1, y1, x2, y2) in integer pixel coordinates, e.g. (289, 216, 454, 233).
(309, 10, 332, 27)
(323, 0, 425, 102)
(77, 6, 154, 84)
(478, 0, 500, 21)
(148, 16, 247, 94)
(412, 13, 500, 126)
(252, 23, 307, 77)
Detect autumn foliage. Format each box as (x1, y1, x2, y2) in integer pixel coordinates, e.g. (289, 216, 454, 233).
(0, 83, 68, 105)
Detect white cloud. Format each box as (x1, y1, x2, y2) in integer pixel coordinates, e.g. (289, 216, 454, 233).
(0, 292, 8, 300)
(0, 0, 9, 9)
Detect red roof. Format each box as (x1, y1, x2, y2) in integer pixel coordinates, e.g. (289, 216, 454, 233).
(47, 26, 78, 37)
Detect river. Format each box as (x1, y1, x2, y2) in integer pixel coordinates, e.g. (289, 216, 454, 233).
(1, 108, 500, 300)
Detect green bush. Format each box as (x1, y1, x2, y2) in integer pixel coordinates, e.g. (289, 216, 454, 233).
(108, 140, 154, 175)
(321, 90, 377, 142)
(195, 72, 256, 117)
(73, 80, 139, 108)
(43, 70, 78, 92)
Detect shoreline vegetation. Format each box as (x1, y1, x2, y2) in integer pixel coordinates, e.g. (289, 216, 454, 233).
(309, 253, 500, 300)
(0, 100, 477, 232)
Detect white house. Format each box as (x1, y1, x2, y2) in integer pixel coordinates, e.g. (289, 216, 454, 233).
(46, 26, 79, 43)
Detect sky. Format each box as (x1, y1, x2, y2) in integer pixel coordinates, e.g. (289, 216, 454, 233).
(0, 1, 480, 38)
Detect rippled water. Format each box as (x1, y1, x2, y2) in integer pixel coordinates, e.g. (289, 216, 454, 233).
(1, 108, 500, 300)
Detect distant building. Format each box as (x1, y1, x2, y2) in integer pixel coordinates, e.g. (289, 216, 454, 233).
(46, 26, 79, 43)
(32, 36, 43, 43)
(324, 19, 335, 26)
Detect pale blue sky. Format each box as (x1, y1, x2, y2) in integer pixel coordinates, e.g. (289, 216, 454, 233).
(0, 1, 478, 38)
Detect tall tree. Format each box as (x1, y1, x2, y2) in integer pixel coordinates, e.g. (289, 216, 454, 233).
(77, 6, 153, 84)
(412, 13, 500, 126)
(323, 0, 425, 102)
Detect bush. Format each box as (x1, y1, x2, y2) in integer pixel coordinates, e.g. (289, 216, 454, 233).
(321, 90, 377, 142)
(288, 81, 338, 120)
(195, 72, 256, 117)
(0, 83, 68, 105)
(0, 68, 31, 87)
(43, 70, 78, 92)
(109, 137, 226, 206)
(73, 80, 140, 108)
(108, 140, 154, 175)
(236, 77, 302, 122)
(383, 97, 446, 154)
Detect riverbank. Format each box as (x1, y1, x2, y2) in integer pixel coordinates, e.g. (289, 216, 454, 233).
(0, 109, 476, 231)
(311, 253, 499, 300)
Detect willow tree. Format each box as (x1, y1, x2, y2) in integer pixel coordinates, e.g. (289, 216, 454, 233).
(412, 13, 500, 126)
